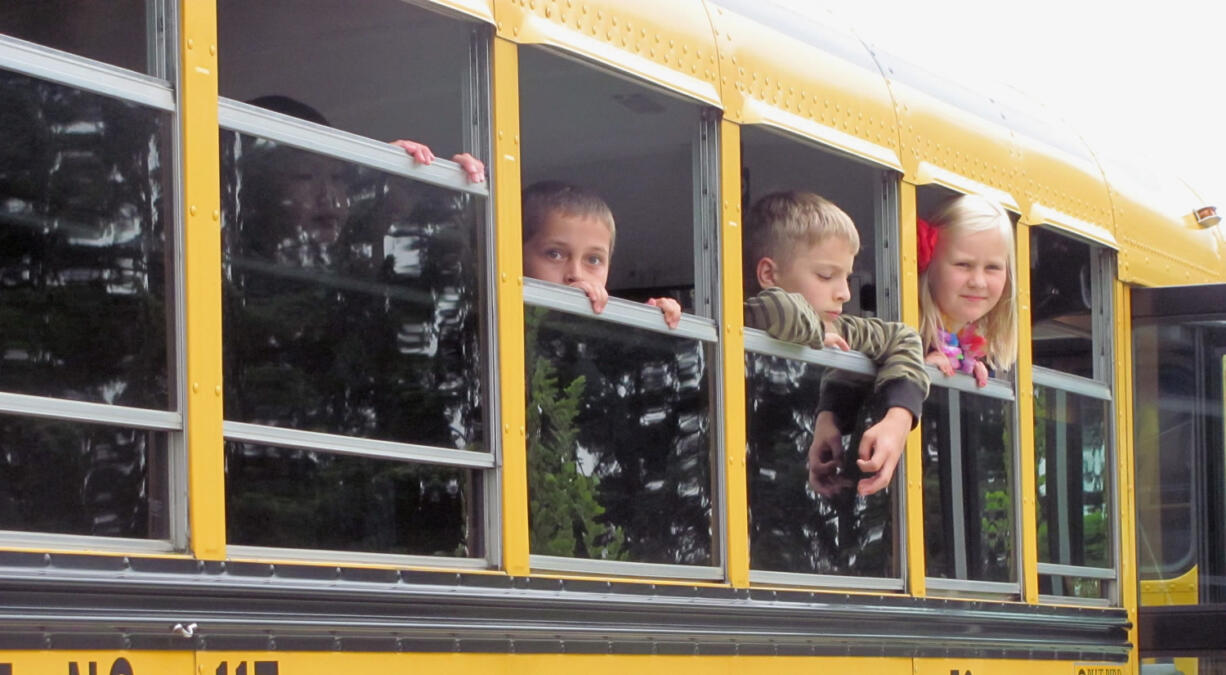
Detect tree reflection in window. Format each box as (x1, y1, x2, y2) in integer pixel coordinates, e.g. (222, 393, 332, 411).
(745, 354, 895, 577)
(525, 307, 713, 565)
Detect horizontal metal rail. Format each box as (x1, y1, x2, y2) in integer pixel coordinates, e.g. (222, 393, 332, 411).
(0, 392, 180, 430)
(223, 422, 495, 469)
(0, 35, 174, 110)
(524, 279, 718, 342)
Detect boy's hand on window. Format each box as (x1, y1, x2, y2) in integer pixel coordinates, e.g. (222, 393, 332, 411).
(925, 350, 955, 376)
(855, 406, 912, 495)
(569, 279, 609, 314)
(822, 331, 850, 351)
(807, 411, 850, 498)
(647, 297, 682, 329)
(450, 153, 486, 183)
(390, 139, 436, 165)
(972, 360, 989, 388)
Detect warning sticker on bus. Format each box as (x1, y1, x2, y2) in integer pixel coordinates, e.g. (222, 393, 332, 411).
(1075, 665, 1125, 675)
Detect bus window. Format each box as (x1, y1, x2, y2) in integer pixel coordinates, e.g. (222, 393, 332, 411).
(739, 127, 903, 586)
(1030, 228, 1095, 377)
(518, 46, 720, 575)
(0, 66, 177, 544)
(519, 46, 706, 314)
(745, 353, 897, 583)
(740, 127, 893, 318)
(1034, 386, 1112, 599)
(0, 414, 171, 540)
(227, 446, 481, 558)
(219, 0, 477, 157)
(923, 388, 1017, 585)
(0, 0, 160, 76)
(217, 1, 493, 559)
(525, 306, 714, 568)
(917, 184, 1020, 593)
(1029, 227, 1116, 602)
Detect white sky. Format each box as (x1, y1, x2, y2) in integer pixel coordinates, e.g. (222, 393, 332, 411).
(774, 0, 1226, 211)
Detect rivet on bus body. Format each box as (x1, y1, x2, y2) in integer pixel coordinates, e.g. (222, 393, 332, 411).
(501, 272, 508, 282)
(189, 205, 197, 216)
(192, 383, 200, 393)
(210, 45, 216, 55)
(212, 210, 220, 221)
(187, 39, 194, 49)
(215, 385, 221, 396)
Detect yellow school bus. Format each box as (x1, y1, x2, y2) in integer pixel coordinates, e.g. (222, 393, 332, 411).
(1, 1, 1223, 674)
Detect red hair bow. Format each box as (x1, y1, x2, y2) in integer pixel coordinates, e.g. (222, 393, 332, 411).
(916, 218, 939, 274)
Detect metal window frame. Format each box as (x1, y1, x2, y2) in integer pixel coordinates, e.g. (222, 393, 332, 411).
(524, 279, 719, 342)
(0, 393, 180, 430)
(875, 170, 902, 323)
(1029, 245, 1121, 605)
(748, 569, 906, 592)
(530, 555, 724, 581)
(925, 366, 1016, 400)
(743, 328, 877, 375)
(925, 577, 1020, 596)
(223, 422, 495, 469)
(217, 98, 489, 196)
(227, 545, 491, 569)
(0, 35, 174, 110)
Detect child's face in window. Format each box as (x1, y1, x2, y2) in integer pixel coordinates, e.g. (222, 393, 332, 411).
(522, 210, 612, 289)
(927, 227, 1009, 329)
(271, 151, 351, 247)
(763, 236, 855, 323)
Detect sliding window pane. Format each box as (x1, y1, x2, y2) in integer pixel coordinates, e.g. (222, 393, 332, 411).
(221, 133, 485, 450)
(745, 352, 895, 577)
(0, 413, 170, 539)
(0, 1, 156, 75)
(526, 307, 714, 565)
(0, 69, 173, 409)
(226, 444, 481, 557)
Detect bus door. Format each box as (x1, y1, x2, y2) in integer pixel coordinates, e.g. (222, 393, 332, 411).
(1133, 284, 1226, 672)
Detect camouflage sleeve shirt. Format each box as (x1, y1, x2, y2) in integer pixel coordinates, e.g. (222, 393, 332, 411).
(744, 286, 930, 425)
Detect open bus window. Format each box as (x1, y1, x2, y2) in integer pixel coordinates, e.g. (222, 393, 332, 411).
(1035, 386, 1113, 599)
(518, 46, 706, 314)
(744, 353, 897, 579)
(0, 0, 159, 76)
(218, 0, 477, 157)
(524, 306, 714, 567)
(226, 445, 482, 558)
(740, 126, 889, 318)
(922, 388, 1017, 584)
(220, 134, 486, 450)
(0, 413, 171, 540)
(1030, 227, 1094, 377)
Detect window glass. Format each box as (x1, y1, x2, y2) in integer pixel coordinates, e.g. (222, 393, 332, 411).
(525, 307, 714, 565)
(221, 133, 485, 450)
(745, 353, 895, 577)
(226, 444, 481, 556)
(1134, 322, 1199, 580)
(0, 0, 155, 75)
(0, 68, 174, 410)
(1030, 227, 1094, 377)
(218, 0, 473, 155)
(0, 413, 170, 539)
(740, 126, 885, 317)
(1035, 385, 1111, 598)
(923, 388, 1016, 583)
(519, 47, 700, 312)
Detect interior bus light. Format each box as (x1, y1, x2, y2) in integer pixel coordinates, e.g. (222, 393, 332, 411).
(1195, 205, 1221, 227)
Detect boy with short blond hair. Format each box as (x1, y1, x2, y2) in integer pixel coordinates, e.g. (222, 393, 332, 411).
(522, 181, 681, 327)
(744, 191, 929, 496)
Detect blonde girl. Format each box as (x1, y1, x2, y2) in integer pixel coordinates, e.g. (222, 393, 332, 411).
(916, 194, 1018, 387)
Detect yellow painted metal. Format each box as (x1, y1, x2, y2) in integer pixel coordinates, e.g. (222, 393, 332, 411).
(706, 4, 901, 170)
(180, 0, 226, 561)
(718, 120, 748, 588)
(1115, 282, 1139, 674)
(1139, 563, 1200, 607)
(425, 0, 496, 23)
(899, 181, 926, 597)
(1103, 158, 1226, 286)
(1015, 224, 1039, 604)
(916, 658, 1125, 675)
(0, 650, 193, 673)
(889, 76, 1020, 211)
(492, 35, 530, 576)
(493, 0, 721, 107)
